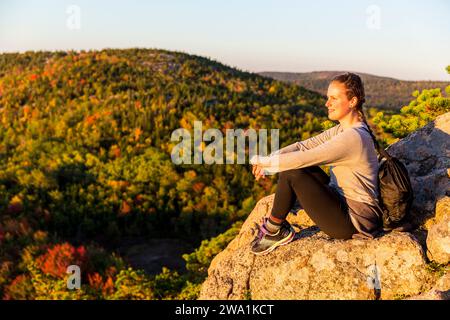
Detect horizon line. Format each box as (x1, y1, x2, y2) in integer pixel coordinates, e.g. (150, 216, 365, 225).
(0, 46, 449, 83)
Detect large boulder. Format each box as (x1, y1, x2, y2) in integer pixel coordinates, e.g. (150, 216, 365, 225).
(199, 195, 433, 300)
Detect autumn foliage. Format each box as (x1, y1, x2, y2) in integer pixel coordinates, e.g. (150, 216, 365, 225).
(36, 243, 87, 278)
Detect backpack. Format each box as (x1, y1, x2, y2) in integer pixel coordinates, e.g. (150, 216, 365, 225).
(362, 127, 414, 231)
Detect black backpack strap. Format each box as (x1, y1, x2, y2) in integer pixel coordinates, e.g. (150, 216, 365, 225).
(360, 125, 391, 160)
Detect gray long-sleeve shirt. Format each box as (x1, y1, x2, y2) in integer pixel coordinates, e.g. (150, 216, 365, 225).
(250, 121, 383, 238)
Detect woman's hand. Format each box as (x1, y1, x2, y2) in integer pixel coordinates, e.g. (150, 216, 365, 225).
(252, 164, 266, 181)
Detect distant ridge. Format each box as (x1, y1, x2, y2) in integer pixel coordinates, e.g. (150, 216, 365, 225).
(259, 71, 450, 110)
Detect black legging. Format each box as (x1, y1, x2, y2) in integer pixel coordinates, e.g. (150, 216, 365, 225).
(271, 166, 357, 239)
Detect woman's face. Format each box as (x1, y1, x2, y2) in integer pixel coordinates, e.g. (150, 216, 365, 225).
(325, 81, 356, 121)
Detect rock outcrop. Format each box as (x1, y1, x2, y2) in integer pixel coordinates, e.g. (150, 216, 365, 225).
(426, 197, 450, 264)
(199, 112, 450, 300)
(199, 195, 434, 300)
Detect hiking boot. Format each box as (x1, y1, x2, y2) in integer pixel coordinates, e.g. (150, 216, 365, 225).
(251, 218, 295, 255)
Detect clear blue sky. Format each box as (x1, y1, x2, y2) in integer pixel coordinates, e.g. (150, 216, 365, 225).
(1, 0, 449, 80)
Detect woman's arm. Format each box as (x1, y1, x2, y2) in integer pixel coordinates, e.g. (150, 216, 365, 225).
(251, 127, 361, 174)
(272, 124, 341, 155)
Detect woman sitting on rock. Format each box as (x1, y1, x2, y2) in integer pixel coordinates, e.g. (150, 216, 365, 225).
(250, 72, 383, 255)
